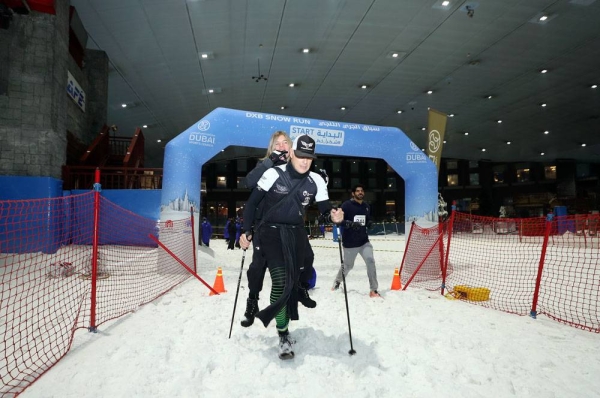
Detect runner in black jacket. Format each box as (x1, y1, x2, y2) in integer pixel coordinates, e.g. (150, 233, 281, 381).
(239, 135, 343, 359)
(240, 131, 318, 328)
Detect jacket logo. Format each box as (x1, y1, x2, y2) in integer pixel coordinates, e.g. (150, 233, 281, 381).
(274, 183, 288, 194)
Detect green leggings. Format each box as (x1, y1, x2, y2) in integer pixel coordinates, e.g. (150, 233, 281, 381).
(269, 267, 289, 332)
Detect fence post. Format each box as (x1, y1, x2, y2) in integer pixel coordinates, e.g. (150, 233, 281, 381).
(441, 211, 455, 296)
(398, 221, 415, 277)
(530, 215, 553, 319)
(89, 168, 101, 332)
(191, 206, 197, 273)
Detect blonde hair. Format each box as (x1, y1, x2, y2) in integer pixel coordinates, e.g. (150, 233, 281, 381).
(260, 131, 292, 160)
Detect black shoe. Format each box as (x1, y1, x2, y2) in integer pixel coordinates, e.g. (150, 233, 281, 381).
(278, 330, 295, 360)
(298, 283, 316, 308)
(240, 298, 259, 327)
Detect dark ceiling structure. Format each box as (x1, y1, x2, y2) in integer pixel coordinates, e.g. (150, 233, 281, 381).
(71, 0, 600, 167)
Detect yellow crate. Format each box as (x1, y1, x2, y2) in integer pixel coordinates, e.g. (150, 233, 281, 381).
(453, 285, 490, 302)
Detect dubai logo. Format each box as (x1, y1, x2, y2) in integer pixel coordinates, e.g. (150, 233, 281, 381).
(428, 129, 441, 154)
(197, 120, 210, 131)
(407, 141, 427, 164)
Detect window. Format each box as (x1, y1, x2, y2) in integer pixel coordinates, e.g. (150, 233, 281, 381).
(386, 200, 396, 220)
(447, 174, 459, 186)
(216, 162, 228, 173)
(469, 173, 479, 186)
(469, 160, 479, 169)
(216, 176, 227, 188)
(350, 178, 360, 188)
(332, 160, 342, 173)
(332, 178, 343, 188)
(516, 168, 530, 183)
(447, 160, 458, 170)
(544, 165, 556, 180)
(350, 161, 359, 173)
(367, 160, 376, 174)
(237, 159, 247, 172)
(387, 177, 396, 190)
(493, 165, 506, 184)
(236, 177, 244, 188)
(577, 163, 590, 178)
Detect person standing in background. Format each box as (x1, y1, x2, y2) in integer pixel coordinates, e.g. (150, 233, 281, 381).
(227, 218, 236, 250)
(201, 217, 212, 247)
(331, 184, 380, 298)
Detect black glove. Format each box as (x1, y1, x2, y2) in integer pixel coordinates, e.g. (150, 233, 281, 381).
(268, 150, 288, 166)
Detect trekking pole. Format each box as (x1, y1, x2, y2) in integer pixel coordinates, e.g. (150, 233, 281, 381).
(228, 249, 247, 339)
(336, 225, 356, 355)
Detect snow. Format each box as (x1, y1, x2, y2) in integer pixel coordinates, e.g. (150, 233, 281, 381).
(20, 234, 600, 398)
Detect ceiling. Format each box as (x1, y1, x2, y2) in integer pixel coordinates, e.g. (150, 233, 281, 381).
(70, 0, 600, 167)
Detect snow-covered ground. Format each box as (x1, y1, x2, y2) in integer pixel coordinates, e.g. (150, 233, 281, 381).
(20, 234, 600, 398)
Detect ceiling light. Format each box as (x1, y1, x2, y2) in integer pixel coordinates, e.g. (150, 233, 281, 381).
(427, 90, 433, 94)
(581, 143, 587, 147)
(540, 69, 548, 74)
(448, 113, 455, 117)
(121, 103, 127, 108)
(288, 83, 295, 87)
(387, 51, 406, 59)
(464, 132, 469, 136)
(142, 125, 148, 128)
(443, 140, 447, 144)
(340, 106, 346, 110)
(202, 88, 221, 95)
(591, 84, 598, 89)
(421, 127, 426, 131)
(397, 110, 403, 114)
(487, 95, 493, 99)
(541, 152, 545, 156)
(481, 148, 486, 152)
(199, 51, 214, 59)
(497, 120, 502, 123)
(157, 139, 162, 143)
(544, 130, 549, 135)
(539, 15, 548, 21)
(541, 103, 547, 107)
(361, 84, 368, 89)
(280, 106, 286, 110)
(506, 141, 511, 145)
(442, 0, 450, 6)
(302, 48, 310, 53)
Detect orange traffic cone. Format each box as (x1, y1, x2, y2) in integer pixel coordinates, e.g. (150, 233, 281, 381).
(209, 267, 227, 295)
(391, 268, 402, 290)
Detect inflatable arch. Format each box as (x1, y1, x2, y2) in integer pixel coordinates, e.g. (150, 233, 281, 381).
(161, 108, 438, 223)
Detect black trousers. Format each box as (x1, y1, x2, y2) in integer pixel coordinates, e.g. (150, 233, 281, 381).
(246, 229, 314, 297)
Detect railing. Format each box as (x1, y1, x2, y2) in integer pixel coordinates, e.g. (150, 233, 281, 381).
(79, 125, 109, 165)
(62, 166, 163, 190)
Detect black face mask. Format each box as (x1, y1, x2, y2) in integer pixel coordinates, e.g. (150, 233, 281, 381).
(286, 161, 310, 179)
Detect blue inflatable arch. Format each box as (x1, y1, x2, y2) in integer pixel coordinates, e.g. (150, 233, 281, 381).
(161, 108, 438, 223)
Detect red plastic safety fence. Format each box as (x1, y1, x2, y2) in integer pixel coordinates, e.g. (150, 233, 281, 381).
(1, 194, 194, 396)
(402, 212, 600, 333)
(399, 222, 447, 291)
(536, 215, 600, 332)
